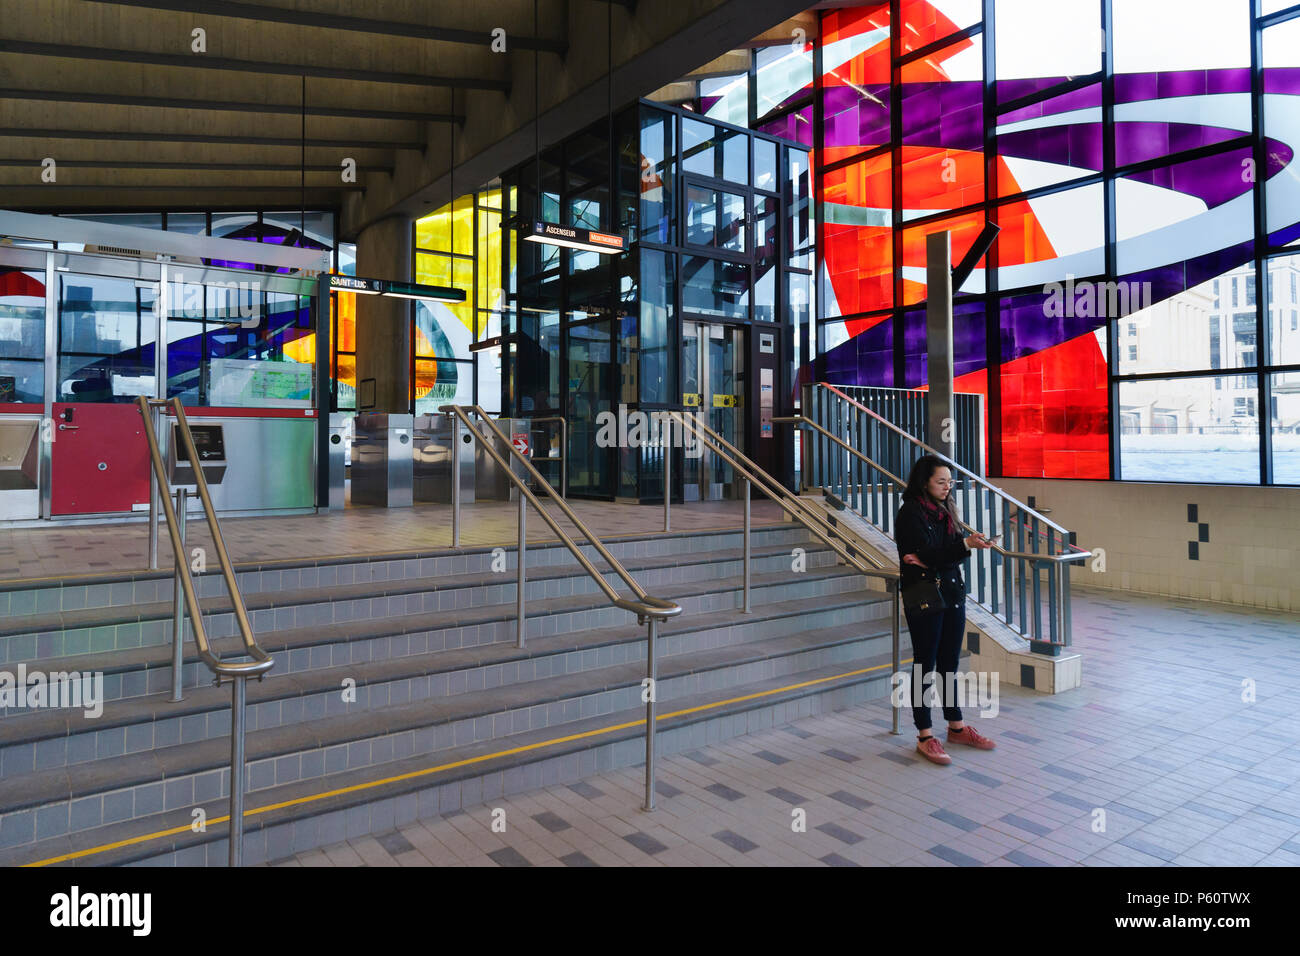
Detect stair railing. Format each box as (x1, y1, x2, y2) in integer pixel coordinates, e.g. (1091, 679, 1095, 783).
(135, 396, 273, 867)
(796, 383, 1091, 655)
(663, 410, 906, 736)
(440, 405, 681, 811)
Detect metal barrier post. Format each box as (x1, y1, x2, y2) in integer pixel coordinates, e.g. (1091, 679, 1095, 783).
(663, 417, 671, 533)
(148, 406, 161, 570)
(742, 477, 751, 613)
(517, 493, 527, 648)
(891, 586, 901, 735)
(643, 617, 658, 811)
(559, 417, 568, 499)
(170, 487, 187, 703)
(229, 675, 247, 868)
(450, 413, 461, 547)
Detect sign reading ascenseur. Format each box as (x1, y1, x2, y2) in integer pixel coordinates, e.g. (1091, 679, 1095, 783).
(522, 220, 626, 255)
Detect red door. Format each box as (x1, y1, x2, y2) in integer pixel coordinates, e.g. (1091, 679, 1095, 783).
(50, 403, 151, 515)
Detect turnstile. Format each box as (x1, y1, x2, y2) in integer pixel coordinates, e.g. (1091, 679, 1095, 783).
(351, 413, 413, 507)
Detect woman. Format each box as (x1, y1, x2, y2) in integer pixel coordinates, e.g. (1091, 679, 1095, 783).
(895, 455, 996, 765)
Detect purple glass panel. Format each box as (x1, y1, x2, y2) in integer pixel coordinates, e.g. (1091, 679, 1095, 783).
(996, 76, 1079, 105)
(997, 124, 1103, 175)
(1115, 123, 1246, 168)
(903, 301, 987, 388)
(998, 239, 1255, 363)
(998, 84, 1102, 125)
(758, 105, 813, 147)
(822, 85, 891, 150)
(1263, 67, 1300, 95)
(900, 82, 983, 151)
(1114, 69, 1252, 103)
(815, 319, 893, 387)
(903, 308, 926, 388)
(1120, 145, 1257, 206)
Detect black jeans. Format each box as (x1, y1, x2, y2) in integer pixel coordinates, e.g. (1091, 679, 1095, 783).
(903, 602, 966, 732)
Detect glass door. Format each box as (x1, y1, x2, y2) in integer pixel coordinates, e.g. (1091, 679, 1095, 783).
(681, 319, 744, 500)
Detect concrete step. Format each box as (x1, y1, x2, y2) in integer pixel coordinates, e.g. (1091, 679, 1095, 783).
(0, 558, 871, 715)
(0, 538, 832, 663)
(0, 613, 895, 859)
(1, 649, 899, 867)
(0, 523, 812, 616)
(0, 588, 892, 768)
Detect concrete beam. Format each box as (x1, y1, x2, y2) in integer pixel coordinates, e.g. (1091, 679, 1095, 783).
(342, 0, 814, 238)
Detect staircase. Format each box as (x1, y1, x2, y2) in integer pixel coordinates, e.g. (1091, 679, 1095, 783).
(794, 382, 1092, 692)
(0, 522, 898, 866)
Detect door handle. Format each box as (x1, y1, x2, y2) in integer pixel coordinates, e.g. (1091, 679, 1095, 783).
(58, 423, 79, 431)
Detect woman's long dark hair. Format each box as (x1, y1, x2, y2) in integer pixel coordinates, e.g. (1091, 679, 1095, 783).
(905, 454, 960, 526)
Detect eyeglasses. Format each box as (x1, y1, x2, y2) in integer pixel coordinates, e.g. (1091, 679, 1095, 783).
(931, 479, 954, 487)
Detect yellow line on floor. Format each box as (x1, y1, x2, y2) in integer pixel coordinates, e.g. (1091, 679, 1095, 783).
(22, 657, 908, 867)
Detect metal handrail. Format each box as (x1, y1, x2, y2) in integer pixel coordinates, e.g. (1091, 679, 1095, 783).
(135, 397, 273, 677)
(135, 395, 272, 869)
(664, 410, 906, 739)
(779, 413, 1092, 566)
(443, 404, 679, 817)
(440, 404, 680, 622)
(818, 381, 1073, 538)
(796, 385, 1092, 649)
(667, 411, 899, 582)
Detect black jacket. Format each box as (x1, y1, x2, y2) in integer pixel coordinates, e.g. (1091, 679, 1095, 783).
(895, 495, 969, 602)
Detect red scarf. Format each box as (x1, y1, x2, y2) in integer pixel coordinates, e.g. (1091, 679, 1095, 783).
(918, 494, 957, 538)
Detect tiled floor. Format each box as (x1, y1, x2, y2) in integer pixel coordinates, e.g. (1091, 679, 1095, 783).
(272, 588, 1300, 867)
(0, 498, 787, 581)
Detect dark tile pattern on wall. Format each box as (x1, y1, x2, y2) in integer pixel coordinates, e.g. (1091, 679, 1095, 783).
(1187, 504, 1210, 561)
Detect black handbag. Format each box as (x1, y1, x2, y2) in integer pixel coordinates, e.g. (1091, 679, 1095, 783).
(901, 573, 950, 614)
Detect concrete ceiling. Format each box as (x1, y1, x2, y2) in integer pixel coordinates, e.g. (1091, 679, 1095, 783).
(0, 0, 814, 240)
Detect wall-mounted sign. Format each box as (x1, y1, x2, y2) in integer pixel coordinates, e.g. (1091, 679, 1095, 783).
(759, 332, 775, 354)
(328, 274, 466, 303)
(522, 221, 626, 255)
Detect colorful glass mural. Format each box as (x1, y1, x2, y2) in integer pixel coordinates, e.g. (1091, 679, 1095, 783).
(805, 0, 1300, 483)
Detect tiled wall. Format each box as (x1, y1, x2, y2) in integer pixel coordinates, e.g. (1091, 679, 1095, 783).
(994, 478, 1300, 612)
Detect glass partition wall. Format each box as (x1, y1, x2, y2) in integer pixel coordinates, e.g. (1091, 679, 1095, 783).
(0, 242, 321, 521)
(501, 102, 811, 501)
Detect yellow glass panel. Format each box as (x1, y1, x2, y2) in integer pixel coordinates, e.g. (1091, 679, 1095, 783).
(414, 253, 473, 346)
(283, 331, 315, 365)
(476, 209, 502, 314)
(334, 290, 356, 352)
(416, 195, 475, 255)
(335, 353, 356, 390)
(480, 187, 502, 210)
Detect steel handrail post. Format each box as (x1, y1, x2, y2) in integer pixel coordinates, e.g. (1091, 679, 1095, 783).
(229, 674, 246, 868)
(664, 414, 671, 532)
(891, 584, 901, 735)
(742, 477, 751, 613)
(148, 402, 160, 571)
(170, 487, 186, 703)
(643, 617, 658, 812)
(451, 413, 461, 547)
(517, 492, 527, 647)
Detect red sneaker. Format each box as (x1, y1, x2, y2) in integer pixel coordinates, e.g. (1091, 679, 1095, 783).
(916, 735, 952, 765)
(946, 724, 995, 750)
